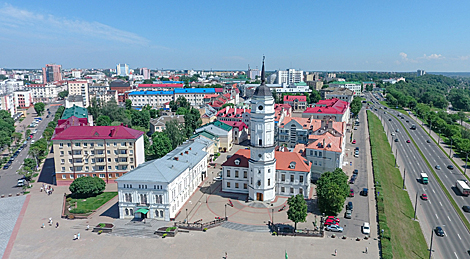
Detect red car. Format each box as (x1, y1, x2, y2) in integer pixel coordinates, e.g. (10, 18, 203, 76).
(406, 140, 411, 143)
(421, 194, 428, 201)
(324, 219, 339, 226)
(349, 189, 355, 197)
(352, 139, 356, 144)
(326, 216, 340, 223)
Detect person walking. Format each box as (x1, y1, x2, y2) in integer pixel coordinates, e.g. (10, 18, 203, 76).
(77, 232, 80, 240)
(56, 222, 59, 228)
(41, 223, 45, 228)
(334, 249, 337, 256)
(365, 247, 368, 254)
(74, 234, 77, 240)
(86, 225, 90, 231)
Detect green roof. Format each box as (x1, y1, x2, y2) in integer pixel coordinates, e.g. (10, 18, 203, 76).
(294, 82, 307, 86)
(329, 81, 362, 85)
(191, 130, 219, 140)
(212, 120, 233, 131)
(61, 105, 88, 120)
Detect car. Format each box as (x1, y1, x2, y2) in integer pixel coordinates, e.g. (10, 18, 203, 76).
(406, 140, 411, 143)
(391, 133, 395, 136)
(344, 209, 352, 219)
(32, 129, 37, 134)
(324, 219, 339, 226)
(361, 188, 368, 196)
(362, 222, 371, 235)
(46, 115, 49, 118)
(347, 201, 353, 210)
(3, 164, 9, 170)
(349, 189, 355, 197)
(353, 169, 358, 175)
(326, 225, 344, 232)
(406, 120, 409, 123)
(354, 127, 358, 130)
(213, 176, 222, 181)
(31, 140, 35, 144)
(447, 165, 454, 170)
(421, 194, 428, 200)
(394, 138, 399, 142)
(326, 216, 340, 223)
(435, 226, 445, 237)
(435, 165, 441, 170)
(352, 139, 356, 144)
(349, 175, 356, 184)
(426, 140, 431, 143)
(389, 118, 392, 121)
(17, 179, 26, 187)
(396, 129, 399, 132)
(459, 179, 469, 184)
(462, 205, 470, 213)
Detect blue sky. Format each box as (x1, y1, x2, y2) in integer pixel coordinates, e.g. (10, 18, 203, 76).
(0, 0, 469, 71)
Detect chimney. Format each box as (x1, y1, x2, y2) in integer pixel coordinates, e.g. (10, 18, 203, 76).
(180, 152, 183, 156)
(328, 120, 333, 129)
(174, 157, 179, 161)
(189, 147, 192, 150)
(185, 151, 189, 154)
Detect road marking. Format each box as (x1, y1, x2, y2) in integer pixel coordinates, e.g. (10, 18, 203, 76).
(432, 189, 436, 194)
(445, 174, 448, 178)
(448, 215, 451, 222)
(454, 252, 459, 259)
(458, 233, 461, 240)
(435, 214, 439, 219)
(439, 201, 443, 206)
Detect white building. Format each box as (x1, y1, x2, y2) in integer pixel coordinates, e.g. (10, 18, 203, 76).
(24, 83, 60, 103)
(68, 81, 89, 107)
(273, 69, 304, 84)
(13, 90, 33, 108)
(305, 132, 344, 181)
(0, 93, 15, 115)
(116, 138, 213, 221)
(324, 87, 355, 103)
(117, 64, 129, 77)
(328, 81, 362, 96)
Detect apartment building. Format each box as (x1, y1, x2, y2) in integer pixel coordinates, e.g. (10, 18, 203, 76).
(302, 98, 350, 123)
(42, 64, 62, 83)
(68, 81, 89, 107)
(283, 95, 307, 111)
(0, 93, 15, 115)
(137, 83, 184, 91)
(328, 81, 362, 96)
(52, 125, 145, 186)
(305, 132, 344, 181)
(89, 90, 118, 105)
(24, 83, 60, 103)
(323, 87, 355, 103)
(128, 91, 174, 108)
(13, 90, 32, 108)
(273, 69, 304, 84)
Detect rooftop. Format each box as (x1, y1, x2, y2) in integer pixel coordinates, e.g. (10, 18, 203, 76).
(138, 83, 184, 88)
(61, 105, 88, 120)
(329, 81, 362, 85)
(306, 132, 342, 153)
(52, 125, 144, 140)
(283, 95, 307, 102)
(303, 98, 349, 115)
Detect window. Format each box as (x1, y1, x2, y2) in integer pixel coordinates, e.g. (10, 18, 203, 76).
(244, 183, 247, 189)
(61, 159, 65, 164)
(290, 175, 294, 182)
(310, 150, 313, 156)
(60, 151, 64, 155)
(259, 139, 262, 145)
(108, 174, 112, 178)
(59, 143, 64, 147)
(68, 151, 72, 155)
(93, 174, 96, 177)
(290, 187, 294, 194)
(98, 166, 105, 171)
(235, 183, 239, 189)
(83, 143, 87, 147)
(281, 186, 285, 193)
(61, 167, 65, 172)
(85, 166, 89, 171)
(107, 150, 111, 155)
(226, 170, 230, 177)
(74, 142, 80, 147)
(115, 166, 118, 170)
(130, 150, 133, 154)
(257, 180, 261, 186)
(235, 171, 239, 178)
(70, 174, 74, 179)
(268, 178, 270, 186)
(67, 143, 71, 147)
(106, 142, 110, 147)
(108, 158, 111, 162)
(62, 174, 66, 179)
(116, 173, 119, 177)
(319, 151, 322, 157)
(281, 174, 285, 182)
(299, 188, 303, 195)
(90, 143, 94, 147)
(300, 175, 304, 183)
(227, 182, 231, 188)
(114, 142, 117, 146)
(99, 174, 105, 178)
(314, 151, 317, 156)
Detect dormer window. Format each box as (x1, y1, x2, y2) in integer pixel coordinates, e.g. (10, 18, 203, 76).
(289, 162, 296, 169)
(234, 159, 241, 165)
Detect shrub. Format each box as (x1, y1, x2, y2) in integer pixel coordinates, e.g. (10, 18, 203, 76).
(99, 223, 106, 228)
(69, 176, 106, 198)
(33, 173, 39, 177)
(166, 227, 176, 232)
(70, 208, 88, 214)
(66, 197, 72, 202)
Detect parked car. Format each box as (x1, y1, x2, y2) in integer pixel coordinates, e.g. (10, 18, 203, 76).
(421, 194, 428, 201)
(345, 209, 352, 219)
(396, 129, 399, 132)
(462, 205, 470, 213)
(352, 139, 356, 144)
(324, 219, 339, 226)
(349, 175, 356, 184)
(326, 225, 343, 232)
(427, 140, 431, 143)
(353, 169, 358, 175)
(326, 216, 340, 223)
(362, 222, 370, 234)
(347, 201, 353, 210)
(17, 179, 26, 187)
(391, 132, 395, 136)
(349, 189, 355, 197)
(361, 188, 368, 196)
(3, 164, 10, 170)
(213, 176, 222, 181)
(435, 226, 445, 237)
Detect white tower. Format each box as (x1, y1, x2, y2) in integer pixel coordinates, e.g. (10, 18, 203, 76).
(248, 57, 276, 202)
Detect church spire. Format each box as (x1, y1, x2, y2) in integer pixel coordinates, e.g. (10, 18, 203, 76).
(253, 56, 271, 97)
(261, 55, 265, 85)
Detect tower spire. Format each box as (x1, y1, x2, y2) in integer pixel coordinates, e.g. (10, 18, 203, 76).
(261, 56, 265, 85)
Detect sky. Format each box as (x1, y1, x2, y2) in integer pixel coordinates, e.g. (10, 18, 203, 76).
(0, 0, 469, 72)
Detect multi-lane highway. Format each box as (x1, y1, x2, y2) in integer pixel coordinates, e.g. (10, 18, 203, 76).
(368, 93, 470, 258)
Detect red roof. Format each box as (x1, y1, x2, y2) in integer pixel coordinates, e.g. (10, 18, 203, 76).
(283, 95, 307, 102)
(214, 88, 224, 93)
(210, 98, 227, 108)
(303, 98, 349, 115)
(216, 107, 250, 118)
(54, 116, 89, 135)
(52, 125, 144, 140)
(204, 94, 219, 99)
(138, 83, 184, 88)
(222, 121, 248, 130)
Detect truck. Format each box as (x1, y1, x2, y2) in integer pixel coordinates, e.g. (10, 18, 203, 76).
(411, 124, 416, 130)
(456, 180, 470, 196)
(420, 173, 429, 184)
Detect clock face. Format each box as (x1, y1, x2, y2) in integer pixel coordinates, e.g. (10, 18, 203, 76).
(258, 154, 262, 158)
(258, 105, 263, 111)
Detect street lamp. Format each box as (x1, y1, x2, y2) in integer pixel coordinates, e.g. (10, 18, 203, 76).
(272, 209, 274, 225)
(413, 191, 419, 220)
(225, 204, 227, 220)
(449, 138, 453, 157)
(429, 225, 444, 259)
(185, 208, 188, 223)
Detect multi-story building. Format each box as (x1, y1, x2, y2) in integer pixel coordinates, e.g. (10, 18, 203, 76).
(0, 79, 24, 94)
(306, 80, 323, 91)
(137, 83, 184, 91)
(417, 70, 426, 76)
(141, 68, 150, 80)
(222, 121, 248, 144)
(68, 81, 89, 107)
(323, 87, 355, 103)
(216, 107, 251, 127)
(128, 91, 174, 108)
(65, 95, 85, 108)
(283, 95, 307, 110)
(89, 90, 118, 105)
(0, 93, 15, 115)
(273, 69, 304, 84)
(24, 83, 60, 103)
(247, 66, 261, 80)
(116, 64, 129, 77)
(42, 64, 62, 83)
(13, 90, 33, 108)
(71, 70, 81, 78)
(115, 137, 213, 221)
(174, 88, 216, 106)
(51, 125, 145, 186)
(381, 77, 406, 84)
(302, 98, 350, 123)
(304, 132, 344, 181)
(149, 115, 185, 135)
(328, 81, 362, 96)
(195, 121, 233, 152)
(110, 80, 132, 103)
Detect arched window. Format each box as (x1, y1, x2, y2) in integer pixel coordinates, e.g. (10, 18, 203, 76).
(130, 209, 134, 215)
(160, 210, 164, 218)
(155, 210, 159, 217)
(125, 208, 129, 215)
(257, 180, 261, 187)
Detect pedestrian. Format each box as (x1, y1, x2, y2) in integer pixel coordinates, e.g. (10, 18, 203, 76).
(49, 218, 52, 225)
(74, 234, 77, 240)
(40, 187, 43, 192)
(334, 249, 337, 256)
(42, 223, 45, 228)
(86, 225, 90, 231)
(77, 232, 80, 240)
(365, 247, 368, 254)
(56, 222, 59, 228)
(225, 252, 227, 259)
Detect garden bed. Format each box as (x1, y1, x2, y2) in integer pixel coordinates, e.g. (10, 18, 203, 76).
(93, 223, 115, 233)
(155, 226, 178, 237)
(62, 192, 117, 218)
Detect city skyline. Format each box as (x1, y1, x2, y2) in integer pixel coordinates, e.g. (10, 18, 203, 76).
(1, 1, 470, 71)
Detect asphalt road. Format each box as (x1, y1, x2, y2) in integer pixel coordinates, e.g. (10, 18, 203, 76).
(0, 104, 60, 197)
(368, 93, 470, 259)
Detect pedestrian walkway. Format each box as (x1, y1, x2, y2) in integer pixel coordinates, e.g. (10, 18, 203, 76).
(0, 195, 27, 259)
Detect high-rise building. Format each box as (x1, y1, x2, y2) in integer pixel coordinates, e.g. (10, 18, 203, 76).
(417, 69, 426, 76)
(247, 65, 261, 80)
(274, 69, 304, 84)
(141, 68, 150, 80)
(116, 64, 129, 77)
(68, 81, 89, 107)
(42, 64, 62, 83)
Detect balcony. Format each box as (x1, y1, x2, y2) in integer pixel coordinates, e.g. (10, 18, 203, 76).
(95, 153, 105, 157)
(94, 145, 105, 149)
(72, 145, 82, 150)
(118, 153, 128, 157)
(95, 160, 106, 165)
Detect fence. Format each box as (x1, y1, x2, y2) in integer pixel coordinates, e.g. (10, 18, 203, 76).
(174, 217, 227, 231)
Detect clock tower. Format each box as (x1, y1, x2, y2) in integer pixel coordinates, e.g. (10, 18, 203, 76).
(248, 57, 276, 202)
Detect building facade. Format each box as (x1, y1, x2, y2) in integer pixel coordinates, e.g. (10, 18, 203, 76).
(13, 91, 33, 108)
(42, 64, 62, 83)
(328, 81, 362, 96)
(51, 125, 145, 185)
(117, 64, 129, 76)
(274, 69, 304, 84)
(24, 83, 60, 103)
(283, 95, 307, 110)
(302, 98, 350, 123)
(68, 81, 89, 107)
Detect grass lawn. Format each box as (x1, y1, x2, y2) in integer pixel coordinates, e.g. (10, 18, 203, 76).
(69, 192, 117, 214)
(367, 110, 428, 259)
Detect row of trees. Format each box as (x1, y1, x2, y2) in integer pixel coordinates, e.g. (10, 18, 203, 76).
(43, 106, 65, 141)
(0, 110, 16, 149)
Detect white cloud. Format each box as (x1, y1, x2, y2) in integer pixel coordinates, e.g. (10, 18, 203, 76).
(421, 54, 444, 60)
(397, 52, 444, 64)
(399, 52, 408, 60)
(0, 3, 151, 46)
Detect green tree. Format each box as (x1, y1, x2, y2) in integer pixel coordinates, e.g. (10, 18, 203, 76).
(150, 131, 173, 159)
(286, 194, 308, 231)
(42, 127, 54, 141)
(142, 79, 154, 84)
(164, 119, 186, 149)
(131, 109, 150, 129)
(176, 107, 189, 115)
(69, 176, 106, 198)
(350, 97, 363, 116)
(309, 90, 321, 104)
(149, 109, 158, 118)
(34, 102, 46, 116)
(365, 84, 374, 92)
(316, 168, 349, 215)
(23, 158, 37, 173)
(58, 91, 69, 99)
(169, 96, 190, 111)
(96, 115, 112, 126)
(458, 111, 466, 125)
(184, 108, 202, 137)
(125, 99, 133, 110)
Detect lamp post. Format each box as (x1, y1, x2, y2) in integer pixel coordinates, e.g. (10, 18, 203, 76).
(413, 191, 419, 220)
(185, 208, 188, 223)
(395, 148, 398, 167)
(429, 228, 434, 259)
(402, 168, 406, 190)
(272, 209, 274, 225)
(225, 204, 227, 220)
(449, 138, 453, 157)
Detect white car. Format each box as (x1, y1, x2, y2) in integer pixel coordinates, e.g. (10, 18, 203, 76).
(213, 176, 222, 181)
(391, 133, 395, 136)
(326, 225, 343, 232)
(362, 222, 370, 235)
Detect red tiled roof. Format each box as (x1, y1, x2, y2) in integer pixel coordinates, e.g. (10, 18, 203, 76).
(222, 149, 311, 172)
(52, 125, 144, 140)
(283, 95, 307, 102)
(222, 121, 248, 130)
(214, 88, 224, 93)
(303, 98, 349, 115)
(306, 132, 342, 153)
(216, 107, 250, 118)
(204, 94, 219, 99)
(138, 83, 184, 88)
